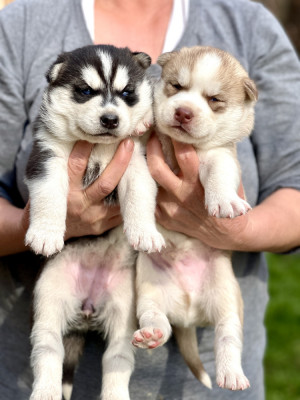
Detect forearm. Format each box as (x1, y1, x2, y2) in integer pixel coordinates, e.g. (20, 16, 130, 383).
(234, 188, 300, 253)
(0, 197, 29, 256)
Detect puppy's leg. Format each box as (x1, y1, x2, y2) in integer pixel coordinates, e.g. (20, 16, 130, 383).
(198, 147, 251, 218)
(62, 332, 86, 400)
(133, 252, 172, 349)
(30, 259, 77, 400)
(100, 270, 136, 400)
(211, 254, 250, 391)
(25, 143, 71, 256)
(173, 326, 212, 389)
(118, 141, 165, 253)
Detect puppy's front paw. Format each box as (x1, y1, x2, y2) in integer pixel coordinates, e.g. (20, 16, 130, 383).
(134, 109, 153, 136)
(206, 192, 251, 218)
(124, 226, 165, 253)
(216, 368, 250, 391)
(25, 225, 64, 257)
(132, 327, 167, 349)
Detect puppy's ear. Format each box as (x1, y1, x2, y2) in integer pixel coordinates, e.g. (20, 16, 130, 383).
(132, 52, 152, 69)
(46, 53, 69, 84)
(157, 51, 176, 67)
(244, 78, 258, 102)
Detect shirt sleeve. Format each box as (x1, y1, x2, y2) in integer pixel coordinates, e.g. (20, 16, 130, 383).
(0, 2, 28, 205)
(248, 4, 300, 204)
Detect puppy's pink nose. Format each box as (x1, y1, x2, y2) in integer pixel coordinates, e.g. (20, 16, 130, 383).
(174, 107, 194, 124)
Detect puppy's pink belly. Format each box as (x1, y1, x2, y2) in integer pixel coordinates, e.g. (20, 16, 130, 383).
(150, 246, 215, 293)
(173, 255, 208, 293)
(67, 257, 127, 309)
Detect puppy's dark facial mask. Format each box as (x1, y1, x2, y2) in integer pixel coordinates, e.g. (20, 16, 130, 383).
(47, 45, 151, 108)
(41, 45, 152, 143)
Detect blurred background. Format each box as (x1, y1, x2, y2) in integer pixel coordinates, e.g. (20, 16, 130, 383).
(256, 0, 300, 54)
(251, 3, 300, 400)
(0, 0, 299, 399)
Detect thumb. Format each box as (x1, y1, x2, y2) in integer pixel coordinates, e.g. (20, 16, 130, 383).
(172, 139, 199, 183)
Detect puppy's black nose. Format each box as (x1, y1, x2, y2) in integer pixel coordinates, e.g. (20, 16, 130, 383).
(174, 107, 194, 124)
(100, 114, 119, 129)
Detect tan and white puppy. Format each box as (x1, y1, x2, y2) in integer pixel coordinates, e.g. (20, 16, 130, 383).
(26, 45, 164, 400)
(133, 46, 258, 391)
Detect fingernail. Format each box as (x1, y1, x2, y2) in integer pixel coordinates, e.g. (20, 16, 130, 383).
(124, 138, 134, 152)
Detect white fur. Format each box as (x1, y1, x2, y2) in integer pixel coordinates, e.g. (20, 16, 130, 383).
(27, 46, 164, 400)
(114, 66, 129, 91)
(98, 50, 113, 82)
(30, 228, 136, 400)
(82, 65, 103, 90)
(134, 46, 257, 391)
(26, 49, 164, 256)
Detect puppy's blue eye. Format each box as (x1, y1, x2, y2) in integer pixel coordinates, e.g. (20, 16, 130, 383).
(210, 97, 220, 102)
(121, 87, 134, 98)
(81, 88, 92, 95)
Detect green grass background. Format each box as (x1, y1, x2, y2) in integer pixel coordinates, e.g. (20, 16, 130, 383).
(264, 253, 300, 400)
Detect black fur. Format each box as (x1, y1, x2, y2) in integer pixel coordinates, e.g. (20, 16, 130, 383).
(83, 163, 101, 188)
(26, 139, 55, 180)
(47, 45, 151, 108)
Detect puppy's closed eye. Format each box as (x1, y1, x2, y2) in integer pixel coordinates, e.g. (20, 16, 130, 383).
(207, 96, 226, 112)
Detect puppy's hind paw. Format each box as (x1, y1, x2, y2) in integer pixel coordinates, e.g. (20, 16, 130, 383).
(30, 386, 62, 400)
(132, 327, 167, 349)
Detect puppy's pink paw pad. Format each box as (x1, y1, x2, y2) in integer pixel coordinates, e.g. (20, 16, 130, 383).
(132, 328, 165, 349)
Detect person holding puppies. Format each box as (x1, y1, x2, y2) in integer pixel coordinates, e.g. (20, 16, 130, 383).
(0, 0, 300, 399)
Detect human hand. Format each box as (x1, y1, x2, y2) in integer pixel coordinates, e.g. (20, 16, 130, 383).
(64, 139, 134, 240)
(146, 133, 251, 251)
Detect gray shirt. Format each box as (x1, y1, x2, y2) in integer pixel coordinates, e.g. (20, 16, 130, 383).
(0, 0, 300, 399)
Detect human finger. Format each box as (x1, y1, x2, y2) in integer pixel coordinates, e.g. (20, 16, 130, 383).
(86, 138, 134, 203)
(172, 139, 199, 183)
(68, 141, 93, 189)
(147, 133, 181, 194)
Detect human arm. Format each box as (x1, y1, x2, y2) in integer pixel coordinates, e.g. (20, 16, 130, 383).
(0, 139, 134, 257)
(147, 135, 300, 254)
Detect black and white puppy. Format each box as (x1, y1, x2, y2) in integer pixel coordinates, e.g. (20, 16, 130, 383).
(26, 45, 164, 400)
(133, 46, 258, 391)
(25, 44, 165, 256)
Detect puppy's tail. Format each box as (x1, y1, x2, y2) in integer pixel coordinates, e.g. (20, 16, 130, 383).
(173, 326, 212, 389)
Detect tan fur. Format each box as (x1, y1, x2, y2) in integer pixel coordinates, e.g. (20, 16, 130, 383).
(133, 46, 258, 391)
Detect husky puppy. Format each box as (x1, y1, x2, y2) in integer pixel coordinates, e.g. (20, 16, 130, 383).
(133, 46, 258, 391)
(26, 45, 164, 400)
(25, 44, 165, 257)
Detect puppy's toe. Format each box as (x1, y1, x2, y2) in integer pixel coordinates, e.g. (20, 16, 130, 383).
(132, 328, 166, 349)
(125, 227, 165, 253)
(26, 226, 64, 256)
(206, 192, 251, 219)
(30, 386, 62, 400)
(217, 370, 250, 391)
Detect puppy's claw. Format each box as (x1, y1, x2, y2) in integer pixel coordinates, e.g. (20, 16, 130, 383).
(25, 226, 64, 257)
(217, 370, 250, 391)
(125, 227, 165, 253)
(206, 193, 251, 219)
